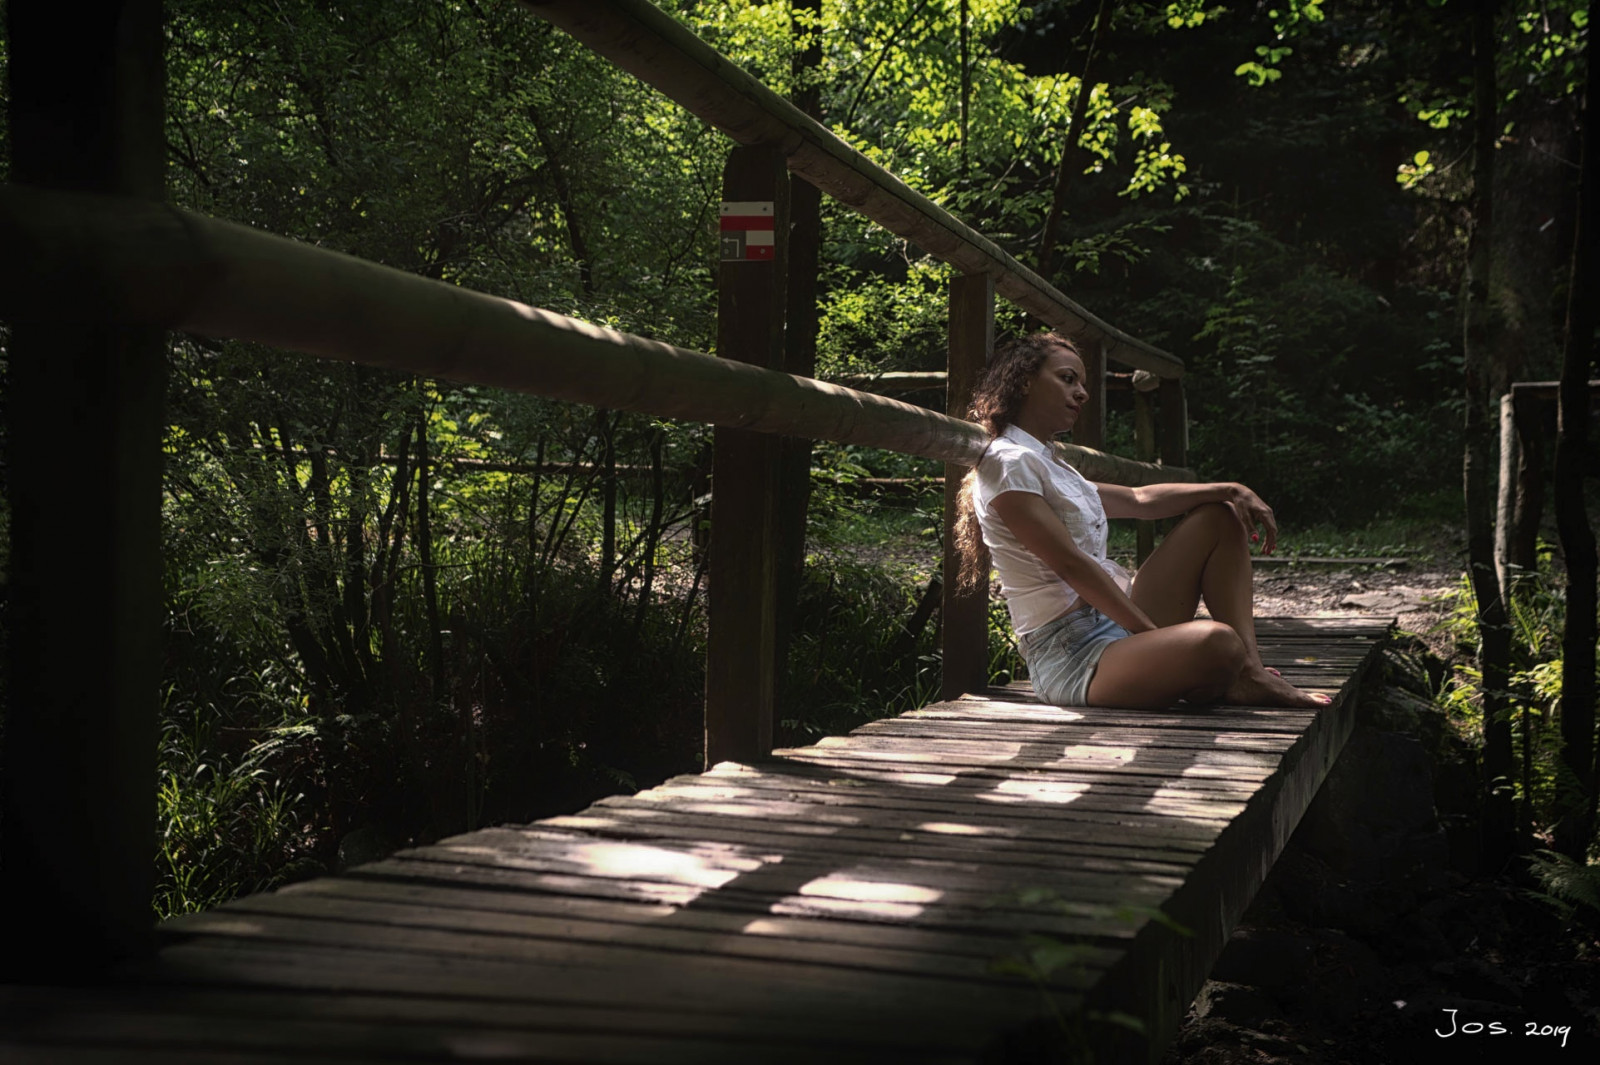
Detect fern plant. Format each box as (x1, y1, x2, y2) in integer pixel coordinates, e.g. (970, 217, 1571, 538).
(1526, 849, 1600, 922)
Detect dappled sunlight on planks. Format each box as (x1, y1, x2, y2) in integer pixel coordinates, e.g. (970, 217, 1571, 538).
(780, 872, 946, 921)
(916, 821, 1006, 836)
(974, 777, 1091, 804)
(1057, 743, 1138, 762)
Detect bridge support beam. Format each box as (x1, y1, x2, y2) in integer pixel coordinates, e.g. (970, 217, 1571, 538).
(941, 274, 994, 700)
(704, 146, 789, 767)
(1134, 375, 1159, 564)
(1, 0, 165, 975)
(1160, 376, 1188, 470)
(1074, 338, 1107, 451)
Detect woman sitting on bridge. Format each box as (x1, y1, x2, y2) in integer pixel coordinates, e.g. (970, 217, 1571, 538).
(957, 332, 1330, 710)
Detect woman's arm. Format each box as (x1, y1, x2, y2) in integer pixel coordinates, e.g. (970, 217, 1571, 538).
(1096, 481, 1279, 553)
(988, 490, 1158, 635)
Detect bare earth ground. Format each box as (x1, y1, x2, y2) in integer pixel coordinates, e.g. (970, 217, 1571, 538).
(1244, 560, 1461, 645)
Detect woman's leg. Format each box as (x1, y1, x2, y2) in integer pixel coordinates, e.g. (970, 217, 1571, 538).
(1086, 619, 1246, 708)
(1131, 502, 1264, 666)
(1125, 503, 1330, 708)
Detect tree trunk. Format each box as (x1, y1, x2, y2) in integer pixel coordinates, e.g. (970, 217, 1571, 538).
(1035, 0, 1116, 279)
(415, 409, 447, 712)
(958, 0, 970, 177)
(1552, 0, 1599, 860)
(1510, 390, 1544, 574)
(597, 408, 618, 594)
(775, 0, 824, 687)
(1462, 0, 1518, 869)
(631, 427, 668, 646)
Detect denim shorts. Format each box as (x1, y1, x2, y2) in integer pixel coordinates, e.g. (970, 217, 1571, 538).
(1018, 607, 1131, 707)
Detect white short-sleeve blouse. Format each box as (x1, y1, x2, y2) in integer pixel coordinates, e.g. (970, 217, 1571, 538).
(972, 424, 1133, 635)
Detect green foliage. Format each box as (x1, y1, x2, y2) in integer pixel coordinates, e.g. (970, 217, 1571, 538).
(155, 0, 725, 904)
(1432, 548, 1600, 836)
(48, 0, 1572, 912)
(1525, 849, 1600, 921)
(156, 678, 318, 916)
(780, 542, 944, 741)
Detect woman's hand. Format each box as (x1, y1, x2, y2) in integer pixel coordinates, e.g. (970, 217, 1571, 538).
(1227, 484, 1278, 555)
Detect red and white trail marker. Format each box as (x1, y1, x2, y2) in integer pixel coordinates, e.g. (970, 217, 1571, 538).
(719, 201, 775, 261)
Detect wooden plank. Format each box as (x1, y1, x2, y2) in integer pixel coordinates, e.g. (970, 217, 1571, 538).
(163, 892, 1121, 995)
(267, 875, 1104, 963)
(942, 272, 994, 699)
(137, 938, 1083, 1043)
(347, 852, 1179, 939)
(159, 903, 1105, 994)
(1252, 617, 1394, 635)
(780, 736, 1297, 773)
(1, 985, 983, 1064)
(534, 814, 1203, 880)
(1, 0, 165, 976)
(498, 820, 1204, 881)
(0, 1045, 357, 1065)
(588, 780, 1241, 850)
(601, 785, 1237, 842)
(660, 761, 1277, 812)
(1, 989, 979, 1065)
(848, 717, 1304, 752)
(705, 145, 789, 767)
(588, 789, 1240, 853)
(398, 829, 1190, 908)
(273, 868, 1148, 948)
(697, 756, 1281, 802)
(901, 702, 1319, 732)
(1509, 378, 1600, 401)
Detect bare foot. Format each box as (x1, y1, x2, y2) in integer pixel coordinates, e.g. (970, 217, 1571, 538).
(1224, 665, 1331, 708)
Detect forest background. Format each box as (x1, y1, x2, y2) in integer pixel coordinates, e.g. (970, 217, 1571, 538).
(0, 0, 1592, 916)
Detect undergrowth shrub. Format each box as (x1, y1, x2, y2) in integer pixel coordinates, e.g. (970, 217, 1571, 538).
(778, 553, 943, 744)
(1430, 545, 1600, 892)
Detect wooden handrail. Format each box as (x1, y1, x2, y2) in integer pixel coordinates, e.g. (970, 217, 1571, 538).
(518, 0, 1184, 380)
(0, 184, 1193, 486)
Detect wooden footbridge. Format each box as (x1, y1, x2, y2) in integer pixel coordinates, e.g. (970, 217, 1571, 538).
(2, 2, 1391, 1061)
(3, 618, 1389, 1065)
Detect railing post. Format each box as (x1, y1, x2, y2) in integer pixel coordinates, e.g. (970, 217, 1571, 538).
(1495, 390, 1518, 596)
(1508, 387, 1543, 575)
(705, 145, 789, 767)
(774, 172, 822, 689)
(1159, 377, 1188, 469)
(1074, 338, 1106, 451)
(1133, 372, 1159, 564)
(1, 0, 164, 974)
(942, 273, 994, 700)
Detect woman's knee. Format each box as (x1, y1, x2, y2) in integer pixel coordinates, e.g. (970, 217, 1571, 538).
(1191, 501, 1247, 543)
(1188, 620, 1247, 680)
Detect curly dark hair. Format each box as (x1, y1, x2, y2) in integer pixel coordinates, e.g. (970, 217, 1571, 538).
(954, 331, 1082, 592)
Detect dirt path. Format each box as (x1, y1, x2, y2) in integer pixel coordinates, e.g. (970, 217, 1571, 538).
(1245, 560, 1462, 645)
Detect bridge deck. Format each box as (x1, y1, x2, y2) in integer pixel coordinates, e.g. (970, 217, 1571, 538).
(2, 617, 1390, 1064)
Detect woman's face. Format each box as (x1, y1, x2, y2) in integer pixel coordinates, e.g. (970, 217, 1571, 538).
(1018, 344, 1090, 437)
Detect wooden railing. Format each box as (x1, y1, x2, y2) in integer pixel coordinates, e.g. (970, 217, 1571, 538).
(0, 0, 1194, 976)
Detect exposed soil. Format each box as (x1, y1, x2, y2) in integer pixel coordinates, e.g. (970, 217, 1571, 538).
(1245, 560, 1462, 651)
